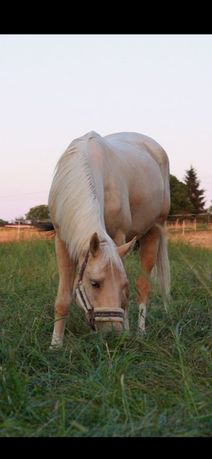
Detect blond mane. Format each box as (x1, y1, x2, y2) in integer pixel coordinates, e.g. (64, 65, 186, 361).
(48, 133, 121, 268)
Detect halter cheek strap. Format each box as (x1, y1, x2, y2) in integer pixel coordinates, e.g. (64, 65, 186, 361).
(75, 249, 95, 329)
(78, 249, 90, 284)
(75, 281, 95, 330)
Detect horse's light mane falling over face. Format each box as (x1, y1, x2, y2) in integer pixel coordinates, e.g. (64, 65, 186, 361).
(48, 137, 122, 268)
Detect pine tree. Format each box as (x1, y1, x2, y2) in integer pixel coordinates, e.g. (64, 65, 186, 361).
(169, 175, 194, 214)
(184, 166, 206, 214)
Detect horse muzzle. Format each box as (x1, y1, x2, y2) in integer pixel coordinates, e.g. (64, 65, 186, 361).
(75, 283, 124, 332)
(91, 307, 124, 332)
(85, 305, 125, 332)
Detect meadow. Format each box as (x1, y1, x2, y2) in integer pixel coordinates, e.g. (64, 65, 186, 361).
(0, 239, 211, 437)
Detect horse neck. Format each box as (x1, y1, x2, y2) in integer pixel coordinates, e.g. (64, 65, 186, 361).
(72, 149, 109, 260)
(73, 198, 121, 269)
(50, 136, 118, 265)
(77, 204, 107, 257)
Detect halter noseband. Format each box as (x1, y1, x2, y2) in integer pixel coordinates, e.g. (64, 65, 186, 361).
(75, 249, 124, 330)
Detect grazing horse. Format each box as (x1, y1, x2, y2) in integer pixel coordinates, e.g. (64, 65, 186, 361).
(48, 131, 170, 348)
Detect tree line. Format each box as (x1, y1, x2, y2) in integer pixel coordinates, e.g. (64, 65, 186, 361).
(0, 166, 210, 227)
(170, 165, 206, 215)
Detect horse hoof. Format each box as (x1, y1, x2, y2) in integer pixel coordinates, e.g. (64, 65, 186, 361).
(49, 342, 63, 350)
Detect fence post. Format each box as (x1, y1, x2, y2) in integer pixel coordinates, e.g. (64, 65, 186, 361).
(182, 220, 185, 236)
(17, 221, 21, 241)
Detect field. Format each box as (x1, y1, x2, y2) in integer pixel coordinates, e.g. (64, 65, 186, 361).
(0, 238, 211, 437)
(168, 228, 212, 250)
(0, 226, 53, 244)
(1, 225, 212, 249)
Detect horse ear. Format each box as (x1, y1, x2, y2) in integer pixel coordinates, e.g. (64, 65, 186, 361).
(89, 232, 100, 256)
(117, 237, 137, 258)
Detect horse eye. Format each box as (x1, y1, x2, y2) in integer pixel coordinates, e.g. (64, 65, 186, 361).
(90, 280, 100, 289)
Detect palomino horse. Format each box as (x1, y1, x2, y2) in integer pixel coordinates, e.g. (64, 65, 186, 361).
(48, 131, 170, 348)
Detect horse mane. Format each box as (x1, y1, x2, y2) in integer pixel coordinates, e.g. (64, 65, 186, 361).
(48, 132, 122, 268)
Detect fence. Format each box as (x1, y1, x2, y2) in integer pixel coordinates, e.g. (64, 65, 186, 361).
(167, 213, 212, 235)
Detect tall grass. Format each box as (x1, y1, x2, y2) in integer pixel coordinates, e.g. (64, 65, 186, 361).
(0, 239, 211, 436)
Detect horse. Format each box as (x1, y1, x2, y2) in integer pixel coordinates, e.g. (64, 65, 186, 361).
(48, 131, 170, 348)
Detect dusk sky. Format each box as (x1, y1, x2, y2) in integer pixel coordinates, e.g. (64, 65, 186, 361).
(1, 34, 212, 221)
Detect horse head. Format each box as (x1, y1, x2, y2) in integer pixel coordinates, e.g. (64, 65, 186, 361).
(75, 232, 136, 333)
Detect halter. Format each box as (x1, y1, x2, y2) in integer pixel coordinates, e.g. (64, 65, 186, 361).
(75, 249, 124, 330)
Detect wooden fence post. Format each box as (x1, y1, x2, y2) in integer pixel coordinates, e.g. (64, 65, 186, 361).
(182, 220, 185, 235)
(17, 221, 21, 241)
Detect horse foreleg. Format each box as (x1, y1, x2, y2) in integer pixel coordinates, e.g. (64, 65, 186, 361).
(50, 235, 76, 349)
(136, 226, 160, 333)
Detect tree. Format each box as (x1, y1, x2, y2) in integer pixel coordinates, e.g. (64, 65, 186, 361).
(25, 205, 50, 224)
(169, 174, 194, 215)
(0, 218, 8, 227)
(184, 166, 206, 214)
(207, 201, 212, 214)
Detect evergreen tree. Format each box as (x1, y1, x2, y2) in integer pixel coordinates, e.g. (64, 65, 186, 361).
(184, 166, 206, 214)
(169, 174, 194, 214)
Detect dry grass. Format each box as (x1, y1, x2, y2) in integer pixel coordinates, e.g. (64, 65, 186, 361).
(0, 227, 54, 244)
(1, 226, 211, 250)
(168, 230, 212, 250)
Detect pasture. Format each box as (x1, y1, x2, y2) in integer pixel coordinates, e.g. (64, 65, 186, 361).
(0, 239, 211, 437)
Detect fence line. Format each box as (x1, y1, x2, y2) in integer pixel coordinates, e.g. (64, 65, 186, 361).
(167, 212, 212, 234)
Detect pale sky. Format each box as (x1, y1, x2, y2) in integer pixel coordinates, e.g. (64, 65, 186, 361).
(1, 34, 212, 221)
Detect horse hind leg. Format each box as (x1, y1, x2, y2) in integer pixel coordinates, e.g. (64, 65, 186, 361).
(136, 226, 161, 333)
(50, 234, 76, 349)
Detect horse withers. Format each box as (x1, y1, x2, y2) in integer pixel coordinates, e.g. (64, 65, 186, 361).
(48, 131, 170, 348)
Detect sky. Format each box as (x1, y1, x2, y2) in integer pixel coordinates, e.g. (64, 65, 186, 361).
(0, 34, 212, 221)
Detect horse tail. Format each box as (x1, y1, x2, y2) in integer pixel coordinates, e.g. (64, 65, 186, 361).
(154, 224, 171, 307)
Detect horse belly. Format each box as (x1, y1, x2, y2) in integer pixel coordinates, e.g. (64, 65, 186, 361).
(102, 139, 168, 243)
(128, 171, 164, 237)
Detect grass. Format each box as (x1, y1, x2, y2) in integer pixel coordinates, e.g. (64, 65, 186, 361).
(0, 239, 211, 437)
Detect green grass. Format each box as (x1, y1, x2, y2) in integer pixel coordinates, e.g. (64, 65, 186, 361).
(0, 239, 211, 437)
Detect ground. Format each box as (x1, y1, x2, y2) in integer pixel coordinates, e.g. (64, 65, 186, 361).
(168, 230, 212, 250)
(1, 227, 211, 250)
(0, 239, 211, 436)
